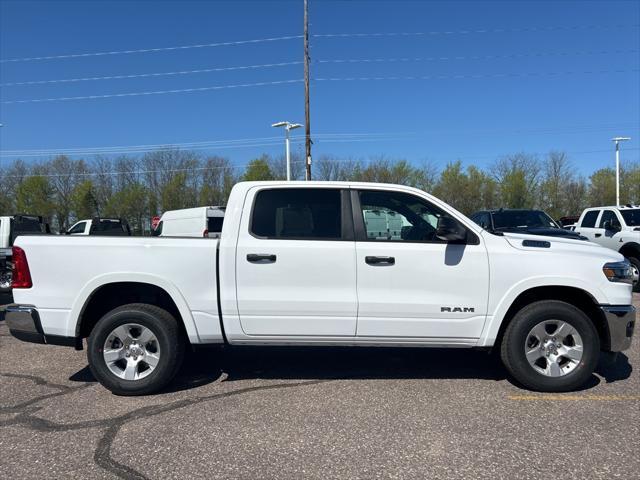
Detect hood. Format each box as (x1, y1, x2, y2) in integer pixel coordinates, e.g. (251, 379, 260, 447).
(500, 231, 624, 261)
(497, 226, 585, 240)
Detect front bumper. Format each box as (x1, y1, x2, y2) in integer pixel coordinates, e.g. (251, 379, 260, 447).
(600, 305, 636, 352)
(5, 304, 81, 349)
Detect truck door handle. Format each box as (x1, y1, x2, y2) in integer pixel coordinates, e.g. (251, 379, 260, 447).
(247, 253, 276, 263)
(365, 256, 395, 265)
(594, 233, 602, 238)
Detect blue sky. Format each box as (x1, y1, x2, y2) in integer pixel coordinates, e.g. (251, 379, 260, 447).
(0, 0, 639, 175)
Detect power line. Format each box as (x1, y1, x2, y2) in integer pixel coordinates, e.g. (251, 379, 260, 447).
(3, 49, 635, 88)
(5, 67, 637, 105)
(2, 124, 636, 157)
(0, 61, 303, 87)
(0, 133, 403, 157)
(316, 49, 639, 65)
(314, 69, 640, 82)
(5, 126, 623, 157)
(1, 79, 304, 104)
(313, 24, 640, 38)
(0, 35, 303, 63)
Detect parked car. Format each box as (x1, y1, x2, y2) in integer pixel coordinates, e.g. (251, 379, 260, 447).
(65, 217, 131, 236)
(152, 206, 225, 238)
(0, 214, 50, 293)
(575, 205, 640, 292)
(6, 182, 635, 395)
(470, 209, 586, 240)
(558, 216, 580, 228)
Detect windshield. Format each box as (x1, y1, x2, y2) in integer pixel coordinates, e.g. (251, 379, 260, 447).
(491, 210, 559, 230)
(620, 209, 640, 226)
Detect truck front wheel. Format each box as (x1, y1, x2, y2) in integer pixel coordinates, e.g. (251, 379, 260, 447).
(627, 256, 640, 293)
(87, 303, 185, 395)
(500, 300, 600, 392)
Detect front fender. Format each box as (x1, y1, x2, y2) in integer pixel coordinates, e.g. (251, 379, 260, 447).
(70, 272, 200, 344)
(477, 275, 607, 347)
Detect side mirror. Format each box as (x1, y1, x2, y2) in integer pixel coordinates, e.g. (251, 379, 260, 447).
(436, 216, 467, 243)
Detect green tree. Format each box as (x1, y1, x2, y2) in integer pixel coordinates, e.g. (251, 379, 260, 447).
(539, 151, 574, 219)
(621, 163, 640, 204)
(242, 156, 274, 181)
(15, 176, 56, 219)
(70, 180, 98, 220)
(199, 156, 236, 206)
(104, 183, 149, 235)
(492, 154, 540, 208)
(433, 161, 469, 212)
(160, 172, 196, 211)
(588, 168, 616, 206)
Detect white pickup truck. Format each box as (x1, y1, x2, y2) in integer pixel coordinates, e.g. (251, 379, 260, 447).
(6, 182, 636, 395)
(574, 205, 640, 292)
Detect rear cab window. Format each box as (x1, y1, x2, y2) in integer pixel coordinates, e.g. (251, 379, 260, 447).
(207, 216, 224, 233)
(250, 188, 345, 240)
(620, 209, 640, 227)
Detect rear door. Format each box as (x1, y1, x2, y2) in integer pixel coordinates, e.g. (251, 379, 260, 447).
(353, 188, 489, 342)
(576, 209, 601, 242)
(235, 186, 357, 336)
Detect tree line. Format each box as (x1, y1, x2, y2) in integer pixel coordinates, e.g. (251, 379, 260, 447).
(0, 150, 638, 234)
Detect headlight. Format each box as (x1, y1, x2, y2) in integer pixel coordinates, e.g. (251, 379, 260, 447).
(602, 260, 634, 284)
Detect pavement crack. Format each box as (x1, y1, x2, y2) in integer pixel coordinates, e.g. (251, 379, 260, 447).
(0, 372, 93, 414)
(0, 373, 332, 480)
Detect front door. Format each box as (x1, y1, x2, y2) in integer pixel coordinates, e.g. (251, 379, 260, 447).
(235, 186, 358, 337)
(598, 209, 625, 251)
(353, 188, 489, 342)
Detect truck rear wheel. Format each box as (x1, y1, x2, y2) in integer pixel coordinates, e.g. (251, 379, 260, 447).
(87, 303, 185, 396)
(500, 300, 600, 392)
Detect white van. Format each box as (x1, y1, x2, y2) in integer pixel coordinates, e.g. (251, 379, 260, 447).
(153, 206, 225, 238)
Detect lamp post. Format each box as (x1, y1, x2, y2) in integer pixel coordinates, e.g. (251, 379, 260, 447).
(272, 121, 303, 181)
(612, 136, 631, 206)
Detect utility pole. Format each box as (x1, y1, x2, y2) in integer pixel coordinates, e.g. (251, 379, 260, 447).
(612, 136, 631, 206)
(304, 0, 312, 180)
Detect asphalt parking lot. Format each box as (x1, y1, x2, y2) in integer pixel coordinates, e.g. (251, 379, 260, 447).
(1, 294, 638, 480)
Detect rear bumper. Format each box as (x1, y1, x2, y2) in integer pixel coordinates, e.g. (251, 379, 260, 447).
(5, 304, 81, 349)
(600, 305, 636, 352)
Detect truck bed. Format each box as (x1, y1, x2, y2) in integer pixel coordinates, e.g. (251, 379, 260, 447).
(12, 235, 222, 342)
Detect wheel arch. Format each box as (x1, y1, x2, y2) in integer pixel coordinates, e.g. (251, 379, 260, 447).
(479, 279, 610, 350)
(71, 274, 199, 344)
(619, 242, 640, 259)
(489, 285, 610, 351)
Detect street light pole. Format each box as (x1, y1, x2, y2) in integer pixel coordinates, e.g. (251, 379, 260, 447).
(612, 136, 631, 206)
(272, 121, 303, 181)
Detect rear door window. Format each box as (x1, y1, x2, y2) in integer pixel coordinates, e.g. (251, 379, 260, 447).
(580, 210, 600, 228)
(251, 188, 343, 240)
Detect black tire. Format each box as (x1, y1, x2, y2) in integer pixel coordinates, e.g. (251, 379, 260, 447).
(500, 300, 600, 392)
(627, 256, 640, 293)
(87, 303, 185, 396)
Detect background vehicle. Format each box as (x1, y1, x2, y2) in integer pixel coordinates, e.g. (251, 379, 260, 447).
(65, 217, 131, 236)
(6, 182, 635, 395)
(575, 205, 640, 292)
(0, 214, 50, 293)
(470, 209, 586, 240)
(558, 216, 580, 228)
(152, 206, 225, 238)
